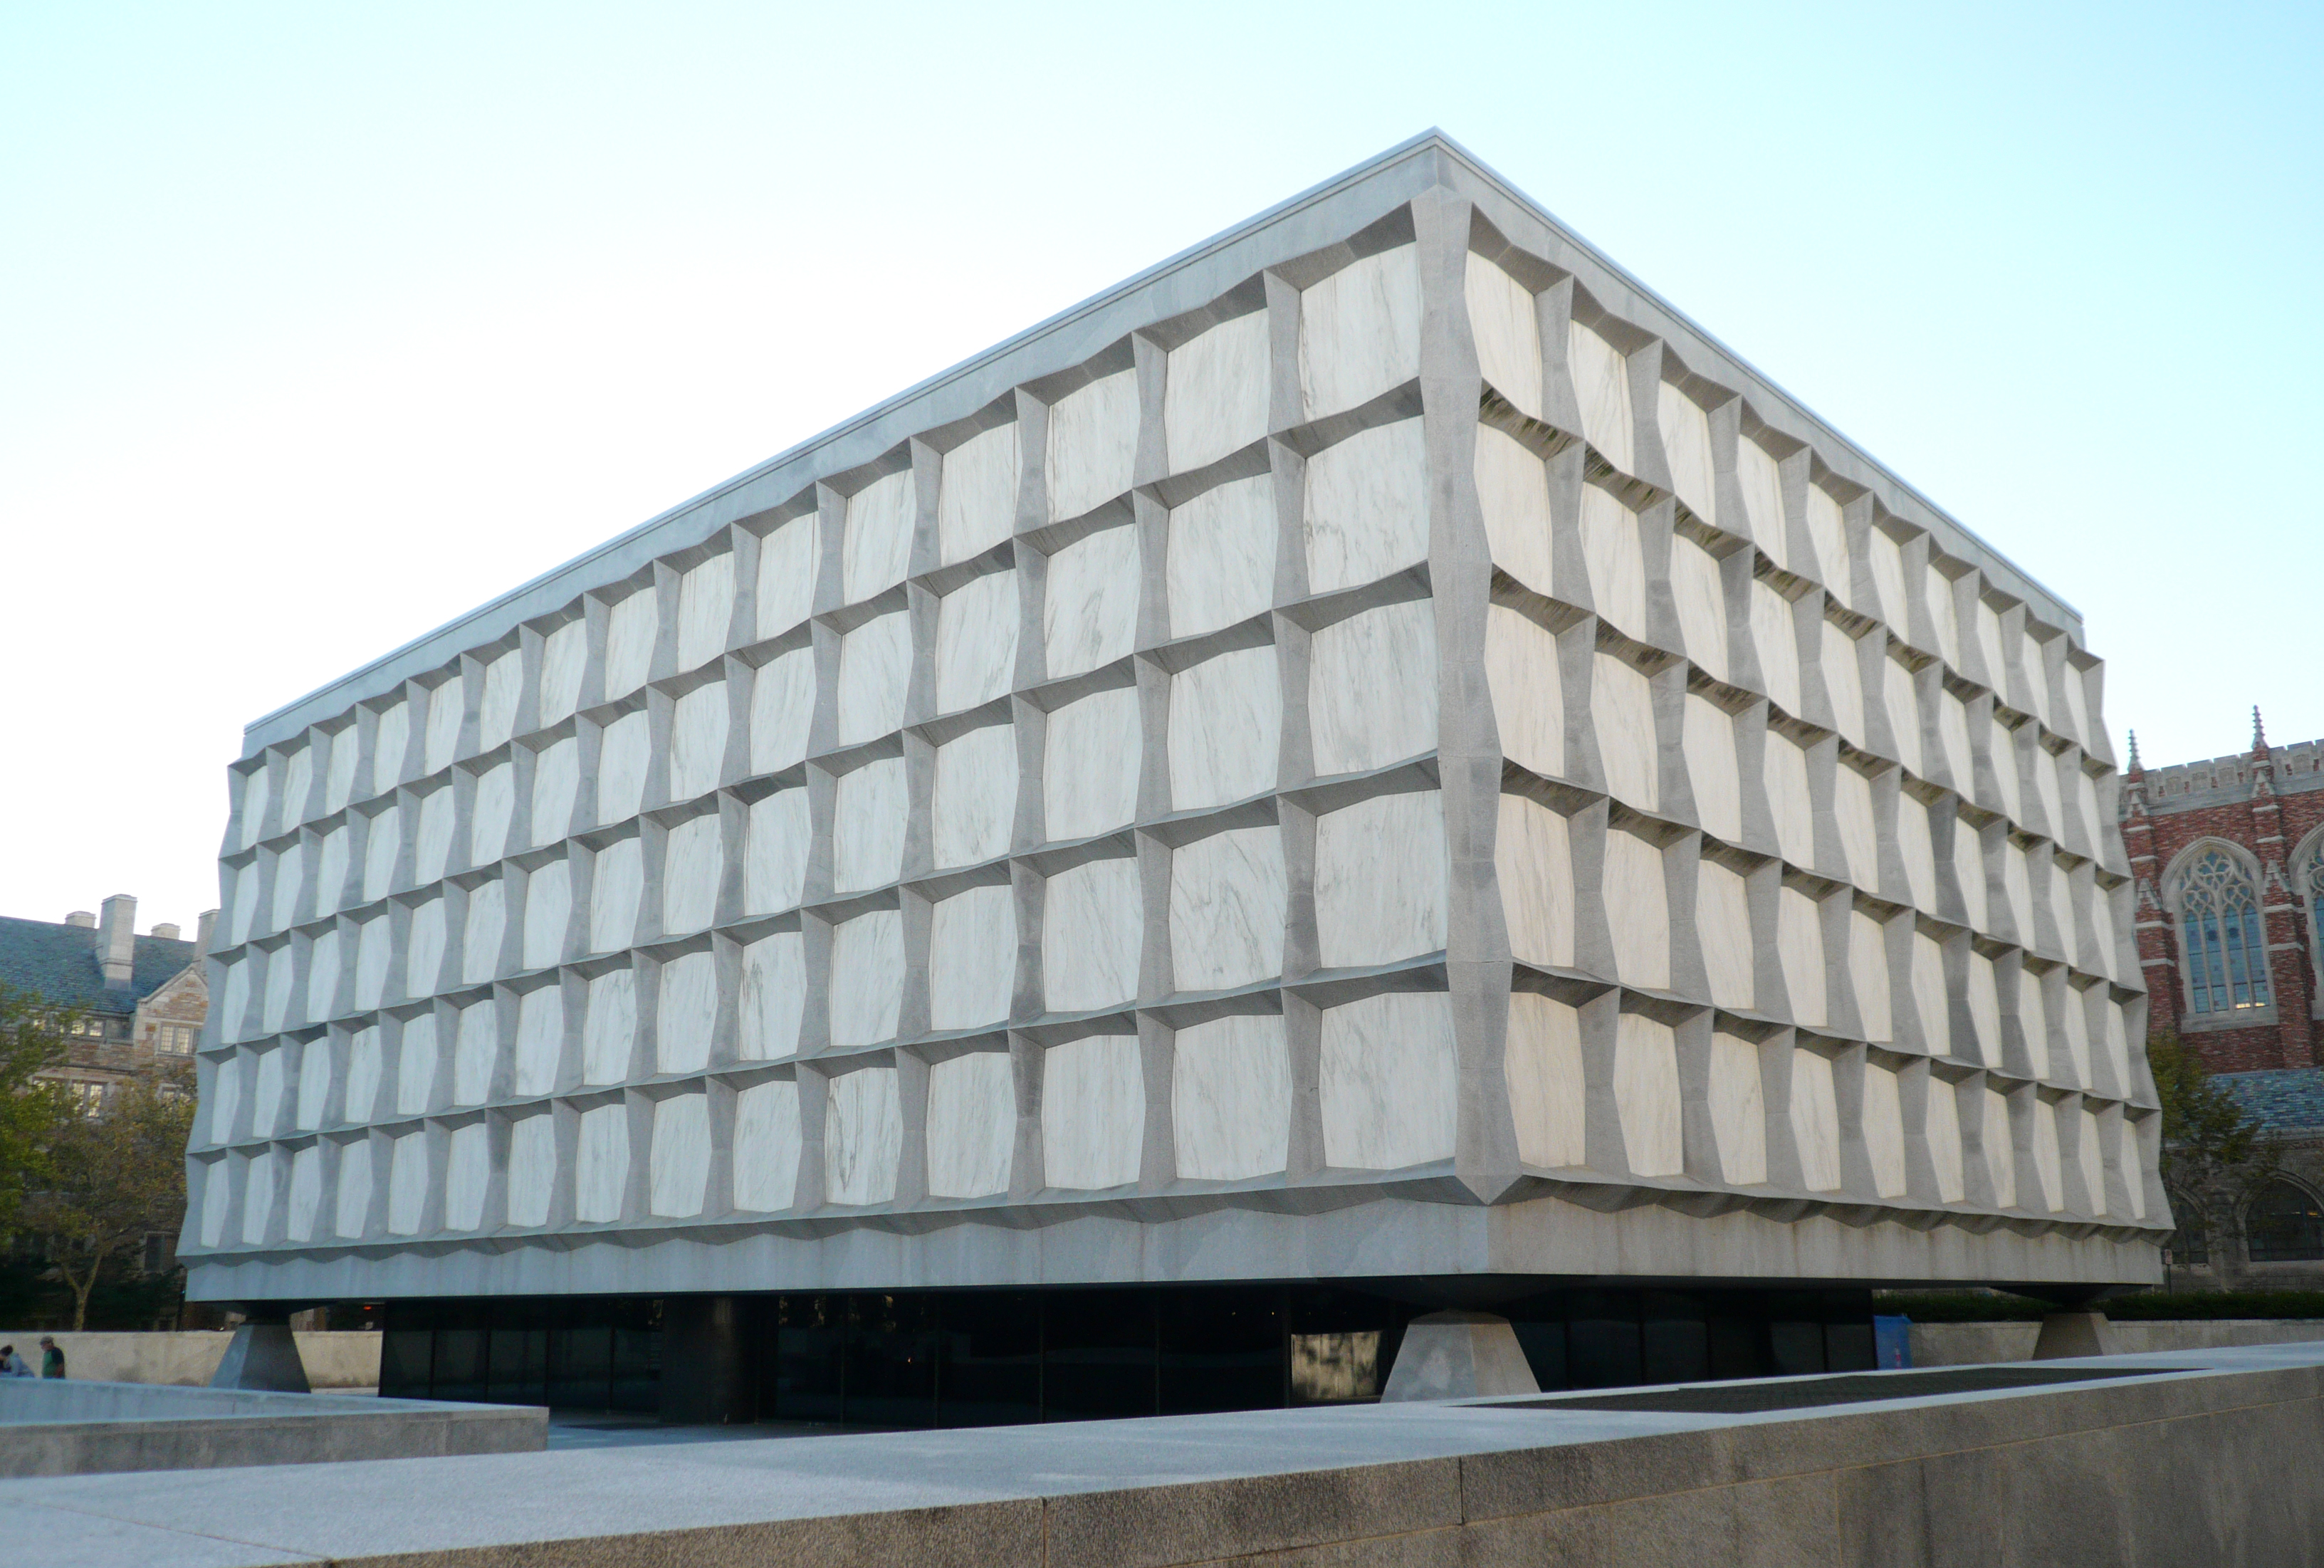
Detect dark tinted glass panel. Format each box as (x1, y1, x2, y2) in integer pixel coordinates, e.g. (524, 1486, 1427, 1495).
(488, 1327, 548, 1405)
(773, 1295, 846, 1423)
(432, 1329, 488, 1403)
(1767, 1322, 1826, 1376)
(380, 1329, 433, 1399)
(1160, 1289, 1282, 1415)
(847, 1295, 938, 1427)
(548, 1325, 612, 1410)
(937, 1290, 1040, 1427)
(1510, 1321, 1568, 1391)
(1044, 1289, 1156, 1421)
(1707, 1317, 1765, 1381)
(610, 1326, 661, 1413)
(1823, 1322, 1875, 1373)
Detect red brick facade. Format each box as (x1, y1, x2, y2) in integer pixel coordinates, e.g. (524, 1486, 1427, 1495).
(2123, 716, 2324, 1072)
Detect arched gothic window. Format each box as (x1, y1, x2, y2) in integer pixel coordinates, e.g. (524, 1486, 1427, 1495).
(2162, 1196, 2209, 1268)
(2305, 841, 2324, 986)
(2246, 1182, 2324, 1263)
(2178, 850, 2270, 1014)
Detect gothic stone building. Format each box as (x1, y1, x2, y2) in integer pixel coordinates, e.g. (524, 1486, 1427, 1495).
(0, 896, 214, 1112)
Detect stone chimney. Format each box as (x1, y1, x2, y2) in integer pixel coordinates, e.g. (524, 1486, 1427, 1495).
(99, 894, 137, 992)
(65, 911, 95, 929)
(194, 909, 219, 962)
(152, 923, 182, 941)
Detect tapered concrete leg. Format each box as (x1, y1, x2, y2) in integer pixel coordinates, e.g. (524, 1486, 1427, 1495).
(209, 1322, 311, 1392)
(2032, 1312, 2114, 1359)
(1381, 1311, 1541, 1401)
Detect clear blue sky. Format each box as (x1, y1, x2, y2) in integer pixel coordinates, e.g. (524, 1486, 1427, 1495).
(3, 1, 2317, 930)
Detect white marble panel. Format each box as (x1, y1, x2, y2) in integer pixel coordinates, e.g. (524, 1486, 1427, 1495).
(305, 930, 342, 1025)
(412, 788, 456, 886)
(589, 837, 642, 952)
(1466, 255, 1542, 419)
(2061, 981, 2093, 1088)
(1299, 245, 1420, 419)
(1912, 932, 1950, 1055)
(940, 424, 1020, 565)
(1043, 525, 1138, 680)
(926, 1052, 1015, 1198)
(198, 1159, 231, 1247)
(1863, 1064, 1907, 1197)
(575, 1102, 630, 1223)
(1777, 887, 1826, 1028)
(263, 950, 295, 1033)
(844, 470, 915, 605)
(1850, 909, 1892, 1042)
(1497, 794, 1574, 971)
(1670, 533, 1728, 681)
(230, 862, 261, 946)
(1302, 418, 1427, 593)
(454, 999, 497, 1104)
(295, 1037, 331, 1131)
(1320, 991, 1455, 1170)
(1580, 485, 1645, 639)
(2115, 1102, 2145, 1219)
(649, 1093, 711, 1218)
(473, 655, 519, 756)
(1683, 696, 1742, 844)
(315, 827, 349, 917)
(270, 843, 305, 934)
(461, 879, 505, 983)
(1314, 789, 1447, 968)
(837, 612, 910, 746)
(219, 957, 250, 1044)
(469, 763, 515, 867)
(669, 684, 729, 802)
(251, 1048, 285, 1138)
(1591, 654, 1658, 811)
(539, 622, 586, 730)
(1655, 381, 1717, 525)
(597, 712, 651, 825)
(1982, 1086, 2016, 1208)
(1603, 831, 1670, 991)
(405, 898, 446, 1000)
(387, 1133, 430, 1235)
(1823, 621, 1866, 748)
(1974, 600, 2008, 694)
(396, 1015, 438, 1116)
(1310, 599, 1437, 776)
(1042, 857, 1141, 1013)
(732, 1079, 802, 1211)
(1697, 859, 1754, 1010)
(208, 1056, 242, 1144)
(369, 709, 414, 804)
(829, 909, 904, 1047)
(324, 726, 360, 815)
(1836, 765, 1878, 891)
(530, 739, 578, 848)
(2034, 746, 2065, 844)
(1708, 1031, 1767, 1186)
(423, 677, 465, 775)
(2018, 966, 2050, 1080)
(1173, 1013, 1290, 1180)
(1951, 815, 1989, 934)
(523, 860, 570, 971)
(1568, 320, 1633, 474)
(1166, 310, 1269, 473)
(1896, 790, 1936, 911)
(332, 1140, 372, 1240)
(507, 1114, 557, 1227)
(936, 568, 1019, 714)
(2004, 840, 2034, 946)
(604, 590, 658, 703)
(2076, 768, 2105, 871)
(1862, 527, 1905, 629)
(1737, 439, 1786, 570)
(239, 765, 273, 851)
(1046, 370, 1139, 521)
(1749, 580, 1801, 716)
(1614, 1013, 1682, 1177)
(1926, 1075, 1965, 1202)
(744, 788, 809, 914)
(582, 968, 637, 1084)
(449, 1129, 496, 1228)
(825, 1067, 902, 1206)
(663, 815, 723, 935)
(1763, 731, 1813, 867)
(1169, 645, 1279, 809)
(933, 723, 1016, 869)
(740, 931, 805, 1060)
(1790, 1049, 1841, 1190)
(2019, 632, 2054, 728)
(1168, 475, 1277, 639)
(929, 883, 1016, 1030)
(1046, 686, 1141, 840)
(657, 951, 718, 1074)
(755, 516, 818, 640)
(2050, 860, 2077, 968)
(2078, 1107, 2107, 1216)
(1924, 565, 1961, 668)
(1475, 425, 1553, 597)
(1806, 488, 1849, 599)
(1041, 1035, 1143, 1189)
(514, 983, 564, 1096)
(1485, 606, 1562, 780)
(345, 1028, 382, 1123)
(1170, 825, 1287, 993)
(833, 757, 907, 894)
(286, 1145, 323, 1242)
(1987, 717, 2022, 824)
(1967, 951, 2002, 1067)
(1505, 992, 1587, 1168)
(677, 553, 736, 673)
(1882, 655, 1922, 776)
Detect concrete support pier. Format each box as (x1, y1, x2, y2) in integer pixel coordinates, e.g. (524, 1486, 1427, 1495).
(1381, 1310, 1540, 1401)
(207, 1318, 309, 1394)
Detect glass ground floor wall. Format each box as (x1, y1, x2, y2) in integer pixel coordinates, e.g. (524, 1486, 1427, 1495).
(377, 1282, 1881, 1423)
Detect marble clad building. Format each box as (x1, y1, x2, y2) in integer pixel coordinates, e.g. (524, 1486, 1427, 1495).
(184, 134, 2164, 1391)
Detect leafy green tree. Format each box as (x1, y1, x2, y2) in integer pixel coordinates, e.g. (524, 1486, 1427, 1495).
(2148, 1032, 2281, 1198)
(0, 983, 75, 1228)
(22, 1062, 197, 1329)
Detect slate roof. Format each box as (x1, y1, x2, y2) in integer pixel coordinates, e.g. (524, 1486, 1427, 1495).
(2214, 1069, 2324, 1131)
(0, 916, 197, 1015)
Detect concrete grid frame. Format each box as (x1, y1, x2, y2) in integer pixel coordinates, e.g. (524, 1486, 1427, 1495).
(182, 132, 2165, 1307)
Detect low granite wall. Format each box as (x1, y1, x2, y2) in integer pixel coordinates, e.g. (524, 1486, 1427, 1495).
(1912, 1318, 2324, 1366)
(0, 1329, 380, 1387)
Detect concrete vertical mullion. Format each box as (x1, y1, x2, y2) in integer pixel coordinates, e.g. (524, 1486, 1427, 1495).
(1576, 988, 1627, 1176)
(1137, 1010, 1176, 1190)
(894, 1047, 930, 1209)
(1007, 1028, 1045, 1200)
(1535, 276, 1585, 442)
(1672, 1008, 1722, 1186)
(795, 1062, 830, 1211)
